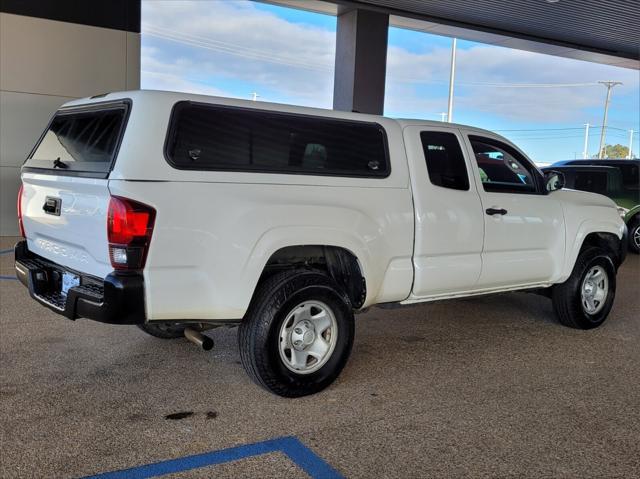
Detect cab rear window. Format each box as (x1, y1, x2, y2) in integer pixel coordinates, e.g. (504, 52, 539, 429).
(164, 102, 390, 178)
(25, 102, 129, 177)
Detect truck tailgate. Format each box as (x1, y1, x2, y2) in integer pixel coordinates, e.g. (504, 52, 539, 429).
(21, 171, 112, 279)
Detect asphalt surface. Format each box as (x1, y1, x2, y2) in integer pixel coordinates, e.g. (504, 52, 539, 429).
(1, 236, 639, 478)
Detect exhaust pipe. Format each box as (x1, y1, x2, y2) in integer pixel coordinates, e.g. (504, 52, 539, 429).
(184, 327, 214, 351)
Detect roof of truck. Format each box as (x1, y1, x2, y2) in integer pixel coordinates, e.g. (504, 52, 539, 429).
(393, 118, 497, 136)
(61, 89, 500, 138)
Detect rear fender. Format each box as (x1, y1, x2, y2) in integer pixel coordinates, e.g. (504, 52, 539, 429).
(240, 227, 380, 308)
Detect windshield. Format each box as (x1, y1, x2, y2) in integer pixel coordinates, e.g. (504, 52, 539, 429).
(26, 103, 128, 176)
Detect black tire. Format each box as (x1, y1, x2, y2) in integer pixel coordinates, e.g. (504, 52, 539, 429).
(552, 247, 616, 329)
(628, 215, 640, 254)
(137, 322, 186, 339)
(238, 270, 355, 397)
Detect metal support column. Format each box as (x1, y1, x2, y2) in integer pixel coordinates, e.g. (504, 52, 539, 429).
(333, 8, 389, 115)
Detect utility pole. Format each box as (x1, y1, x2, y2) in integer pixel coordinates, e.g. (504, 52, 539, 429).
(629, 129, 635, 159)
(447, 38, 457, 123)
(582, 123, 590, 158)
(597, 80, 622, 158)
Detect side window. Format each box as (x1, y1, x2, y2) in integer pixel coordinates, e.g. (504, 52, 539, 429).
(469, 136, 538, 193)
(420, 131, 469, 190)
(165, 102, 390, 177)
(619, 164, 639, 190)
(574, 171, 609, 195)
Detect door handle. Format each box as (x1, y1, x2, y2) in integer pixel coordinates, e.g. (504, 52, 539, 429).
(486, 207, 508, 216)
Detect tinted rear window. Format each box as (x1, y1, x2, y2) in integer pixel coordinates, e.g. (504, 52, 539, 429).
(26, 104, 128, 176)
(420, 131, 469, 190)
(618, 164, 639, 189)
(573, 171, 609, 195)
(165, 102, 390, 177)
(566, 161, 639, 189)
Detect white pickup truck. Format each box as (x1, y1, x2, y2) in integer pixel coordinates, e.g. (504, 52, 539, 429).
(15, 90, 627, 397)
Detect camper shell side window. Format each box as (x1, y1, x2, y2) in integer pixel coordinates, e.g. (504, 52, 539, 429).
(164, 101, 391, 178)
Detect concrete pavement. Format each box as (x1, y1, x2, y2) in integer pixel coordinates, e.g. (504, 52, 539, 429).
(1, 237, 639, 478)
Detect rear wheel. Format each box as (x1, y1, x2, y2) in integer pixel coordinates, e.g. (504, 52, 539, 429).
(239, 270, 354, 397)
(137, 322, 186, 339)
(628, 216, 640, 254)
(552, 247, 616, 329)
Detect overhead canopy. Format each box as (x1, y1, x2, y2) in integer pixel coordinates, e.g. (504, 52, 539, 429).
(267, 0, 639, 69)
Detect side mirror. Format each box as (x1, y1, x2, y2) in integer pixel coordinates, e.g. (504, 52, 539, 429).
(544, 170, 565, 192)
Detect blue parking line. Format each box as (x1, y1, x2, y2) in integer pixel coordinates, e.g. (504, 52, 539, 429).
(1, 248, 16, 280)
(82, 436, 343, 479)
(277, 436, 343, 478)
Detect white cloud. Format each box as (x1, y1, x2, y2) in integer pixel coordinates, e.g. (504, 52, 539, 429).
(140, 46, 233, 97)
(387, 42, 639, 123)
(141, 0, 335, 106)
(140, 0, 638, 127)
(457, 45, 638, 122)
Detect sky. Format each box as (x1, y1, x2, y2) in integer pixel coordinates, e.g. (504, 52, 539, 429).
(140, 0, 640, 164)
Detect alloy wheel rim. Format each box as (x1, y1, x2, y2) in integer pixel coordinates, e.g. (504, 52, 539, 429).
(580, 265, 608, 315)
(278, 301, 338, 375)
(633, 225, 640, 249)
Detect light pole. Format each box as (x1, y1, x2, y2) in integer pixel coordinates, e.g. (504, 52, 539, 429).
(582, 123, 590, 158)
(597, 80, 622, 158)
(439, 112, 447, 122)
(629, 130, 635, 159)
(447, 38, 457, 123)
(250, 92, 260, 101)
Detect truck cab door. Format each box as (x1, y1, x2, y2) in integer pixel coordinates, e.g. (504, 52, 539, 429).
(462, 132, 565, 288)
(403, 126, 484, 297)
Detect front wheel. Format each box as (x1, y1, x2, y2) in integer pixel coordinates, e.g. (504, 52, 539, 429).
(552, 247, 616, 329)
(628, 216, 640, 254)
(238, 270, 354, 397)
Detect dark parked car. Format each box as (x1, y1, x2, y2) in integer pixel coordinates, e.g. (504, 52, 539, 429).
(545, 160, 640, 254)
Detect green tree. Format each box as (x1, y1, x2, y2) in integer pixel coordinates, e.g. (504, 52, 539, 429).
(593, 144, 630, 159)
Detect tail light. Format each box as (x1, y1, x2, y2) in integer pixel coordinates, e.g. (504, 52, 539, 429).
(17, 184, 25, 238)
(107, 196, 156, 270)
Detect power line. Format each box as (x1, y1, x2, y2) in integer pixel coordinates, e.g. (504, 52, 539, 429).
(495, 127, 585, 131)
(503, 135, 589, 140)
(495, 125, 633, 133)
(142, 26, 638, 149)
(507, 134, 632, 141)
(602, 125, 633, 132)
(143, 25, 620, 92)
(388, 76, 601, 88)
(143, 25, 333, 72)
(508, 132, 628, 139)
(460, 81, 600, 88)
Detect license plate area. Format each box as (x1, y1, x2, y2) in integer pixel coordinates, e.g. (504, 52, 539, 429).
(31, 267, 81, 298)
(61, 272, 80, 296)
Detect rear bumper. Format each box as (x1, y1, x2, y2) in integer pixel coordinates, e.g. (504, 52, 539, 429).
(14, 240, 145, 325)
